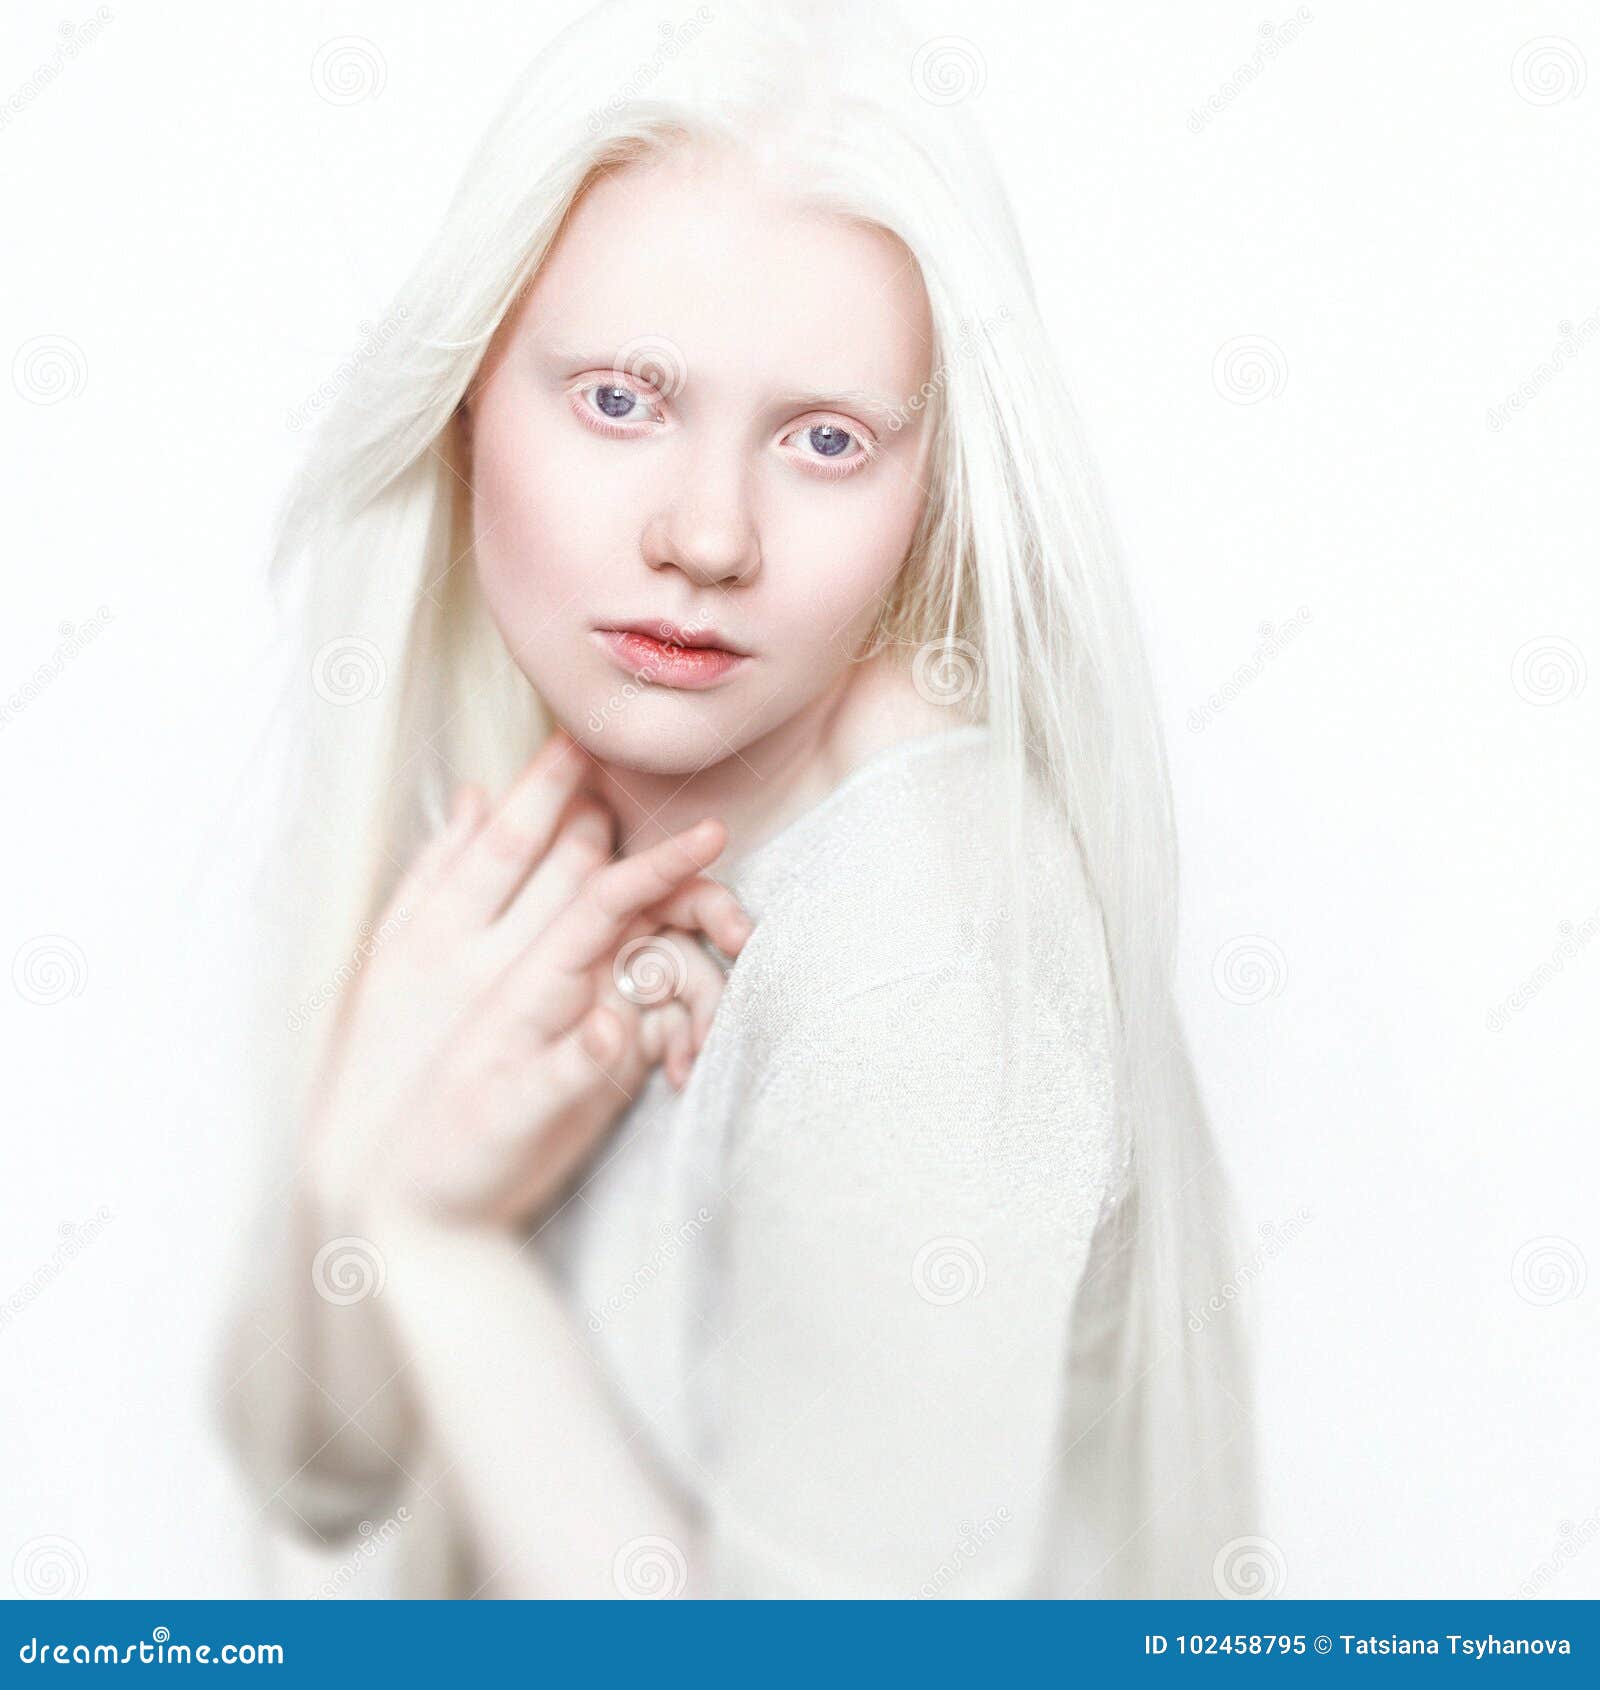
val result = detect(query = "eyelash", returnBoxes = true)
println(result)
[565,378,879,481]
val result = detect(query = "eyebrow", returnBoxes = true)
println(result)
[538,344,906,426]
[771,386,905,425]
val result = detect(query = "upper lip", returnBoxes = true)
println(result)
[596,618,750,657]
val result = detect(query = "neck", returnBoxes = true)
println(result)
[581,649,954,870]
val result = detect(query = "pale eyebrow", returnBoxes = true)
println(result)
[536,343,906,426]
[770,386,905,426]
[537,344,643,377]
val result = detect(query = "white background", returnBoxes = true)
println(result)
[2,0,1595,1600]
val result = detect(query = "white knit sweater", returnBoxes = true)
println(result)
[530,722,1132,1598]
[226,723,1137,1598]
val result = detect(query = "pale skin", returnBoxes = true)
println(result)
[287,142,950,1595]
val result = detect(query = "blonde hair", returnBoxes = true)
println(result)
[243,0,1257,1596]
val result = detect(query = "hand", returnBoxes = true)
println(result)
[301,727,754,1231]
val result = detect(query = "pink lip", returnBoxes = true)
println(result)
[592,628,749,690]
[599,618,750,656]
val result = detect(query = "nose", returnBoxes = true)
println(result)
[641,455,762,588]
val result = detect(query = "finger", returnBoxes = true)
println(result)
[646,875,755,961]
[610,928,696,1015]
[547,1003,636,1104]
[557,793,616,856]
[655,930,726,1054]
[436,729,592,927]
[491,797,615,956]
[637,1003,671,1066]
[534,819,728,977]
[484,1007,642,1224]
[639,1000,692,1088]
[387,784,486,914]
[664,1001,695,1090]
[486,910,651,1051]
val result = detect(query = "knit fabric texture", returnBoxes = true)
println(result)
[531,722,1133,1598]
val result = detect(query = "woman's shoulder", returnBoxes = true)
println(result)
[719,719,1121,1061]
[709,722,1124,1212]
[722,724,1103,1003]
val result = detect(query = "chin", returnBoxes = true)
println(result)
[567,693,741,776]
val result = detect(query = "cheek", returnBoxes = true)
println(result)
[469,397,632,631]
[764,476,923,644]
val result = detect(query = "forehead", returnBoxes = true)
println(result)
[510,145,933,400]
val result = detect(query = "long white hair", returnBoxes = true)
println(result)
[239,0,1258,1597]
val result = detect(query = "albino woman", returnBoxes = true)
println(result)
[216,0,1259,1599]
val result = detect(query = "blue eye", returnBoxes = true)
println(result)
[782,418,877,478]
[805,424,852,458]
[592,384,639,420]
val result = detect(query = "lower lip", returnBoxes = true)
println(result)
[592,629,748,689]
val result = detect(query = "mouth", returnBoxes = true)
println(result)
[591,621,751,690]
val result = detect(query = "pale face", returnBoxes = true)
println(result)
[465,144,935,778]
